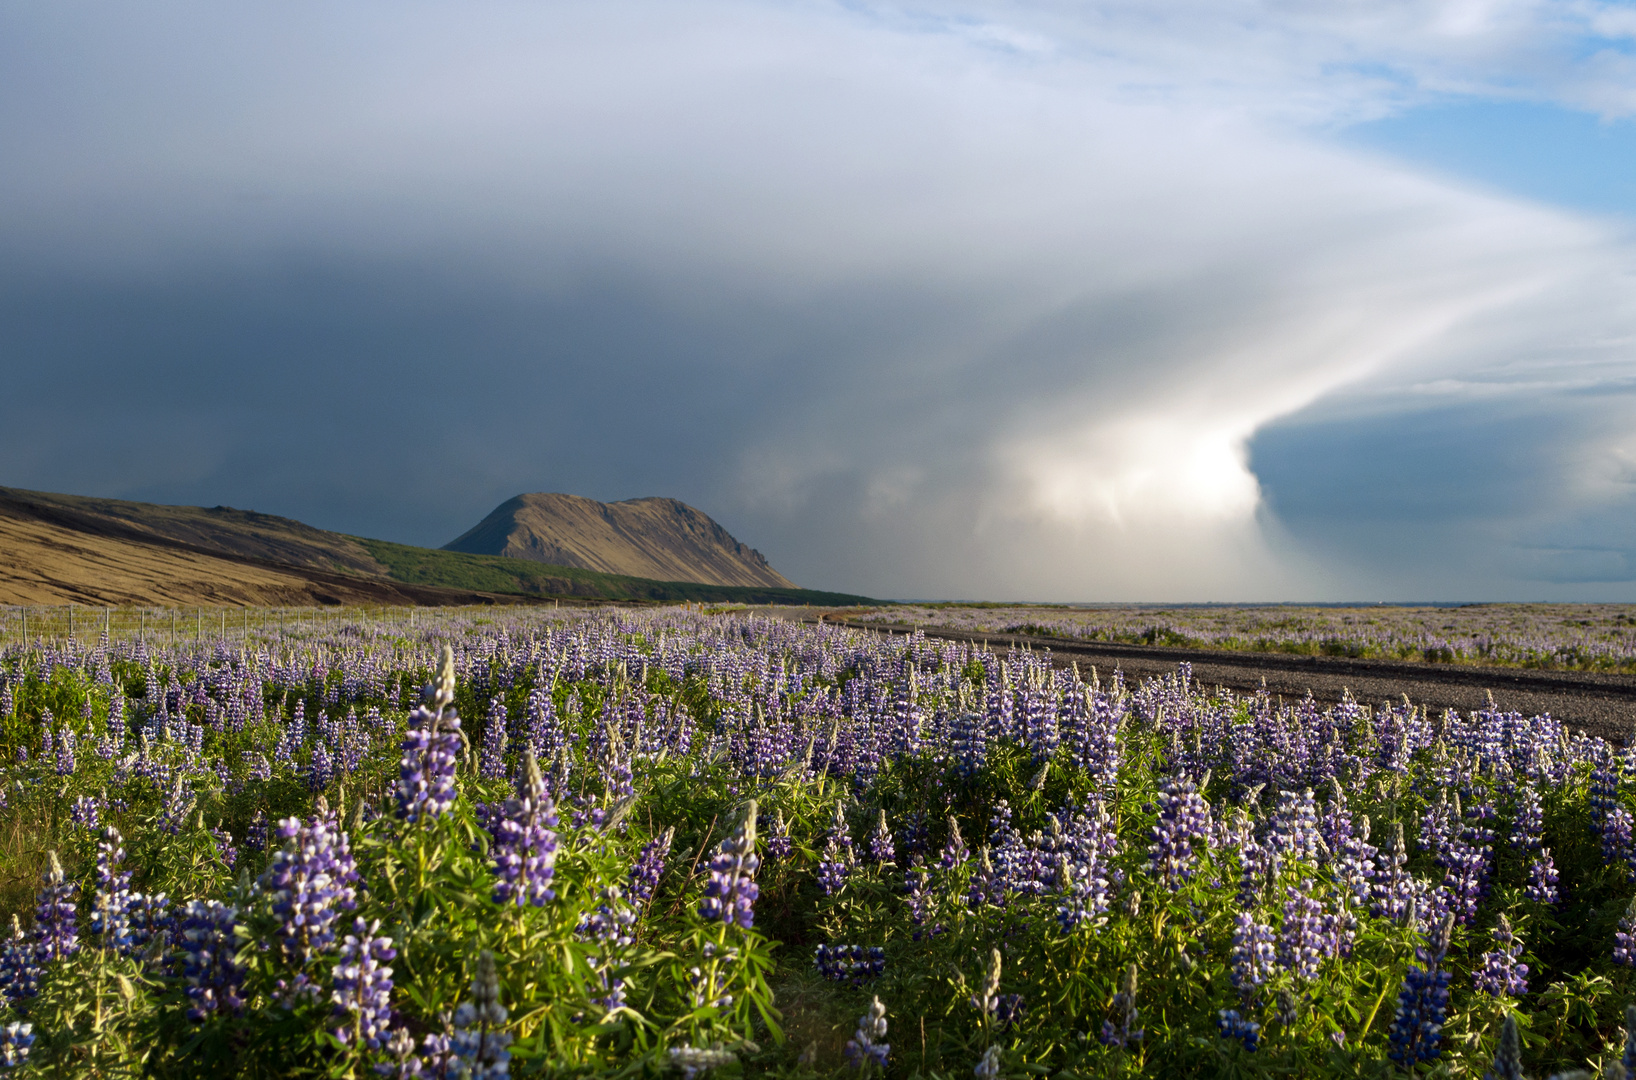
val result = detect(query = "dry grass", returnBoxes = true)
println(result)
[0,512,332,607]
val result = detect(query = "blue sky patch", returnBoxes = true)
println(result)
[1344,100,1636,220]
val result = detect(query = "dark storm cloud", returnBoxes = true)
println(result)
[4,1,1636,599]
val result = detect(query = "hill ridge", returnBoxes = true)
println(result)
[0,486,870,607]
[442,492,796,589]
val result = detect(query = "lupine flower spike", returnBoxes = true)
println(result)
[1101,964,1142,1049]
[451,949,511,1080]
[35,851,79,963]
[1388,914,1455,1068]
[700,801,759,930]
[1484,1013,1523,1080]
[488,751,560,907]
[845,996,889,1072]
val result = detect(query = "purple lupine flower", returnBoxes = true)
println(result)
[699,802,760,930]
[1473,914,1528,998]
[950,710,987,778]
[1099,964,1143,1049]
[1510,785,1545,850]
[394,714,463,823]
[0,1021,33,1069]
[157,776,195,836]
[1277,880,1331,980]
[1055,853,1111,932]
[815,944,886,986]
[247,752,272,784]
[261,808,359,967]
[904,856,938,940]
[55,727,76,776]
[307,743,334,793]
[210,826,238,870]
[1147,775,1211,888]
[576,887,637,1012]
[91,827,134,952]
[1608,807,1636,872]
[627,827,674,907]
[868,810,895,865]
[486,752,560,908]
[1237,832,1279,907]
[765,810,793,861]
[1266,788,1322,864]
[1591,756,1622,824]
[34,851,79,964]
[331,918,396,1049]
[1217,1009,1260,1052]
[450,950,511,1080]
[898,811,929,860]
[178,900,246,1021]
[1525,848,1560,905]
[1334,815,1377,908]
[1439,831,1492,927]
[1419,794,1459,865]
[941,816,969,870]
[1373,822,1417,923]
[817,802,856,896]
[244,811,269,854]
[844,996,889,1072]
[1614,898,1636,966]
[1485,1013,1523,1080]
[377,1028,436,1080]
[69,795,102,833]
[1387,914,1455,1068]
[128,893,174,954]
[968,847,1004,909]
[480,696,508,781]
[396,646,462,822]
[0,918,39,1005]
[1229,911,1276,997]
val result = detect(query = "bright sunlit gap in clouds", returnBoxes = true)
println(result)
[2,1,1636,599]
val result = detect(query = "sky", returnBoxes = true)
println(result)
[3,1,1636,602]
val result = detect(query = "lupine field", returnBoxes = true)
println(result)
[3,606,1636,1077]
[857,603,1636,672]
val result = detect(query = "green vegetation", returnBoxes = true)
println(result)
[356,538,878,606]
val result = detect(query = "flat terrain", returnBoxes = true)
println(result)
[831,617,1636,742]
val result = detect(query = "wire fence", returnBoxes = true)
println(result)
[0,605,442,648]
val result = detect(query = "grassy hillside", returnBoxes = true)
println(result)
[358,538,877,606]
[0,485,879,607]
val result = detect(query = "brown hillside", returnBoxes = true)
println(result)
[0,487,546,607]
[443,493,796,588]
[0,487,389,577]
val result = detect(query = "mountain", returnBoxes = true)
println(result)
[0,486,871,607]
[442,493,797,589]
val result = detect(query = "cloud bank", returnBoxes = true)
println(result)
[2,1,1635,598]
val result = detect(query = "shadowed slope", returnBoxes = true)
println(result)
[443,493,797,588]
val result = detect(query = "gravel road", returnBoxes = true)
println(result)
[822,618,1636,744]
